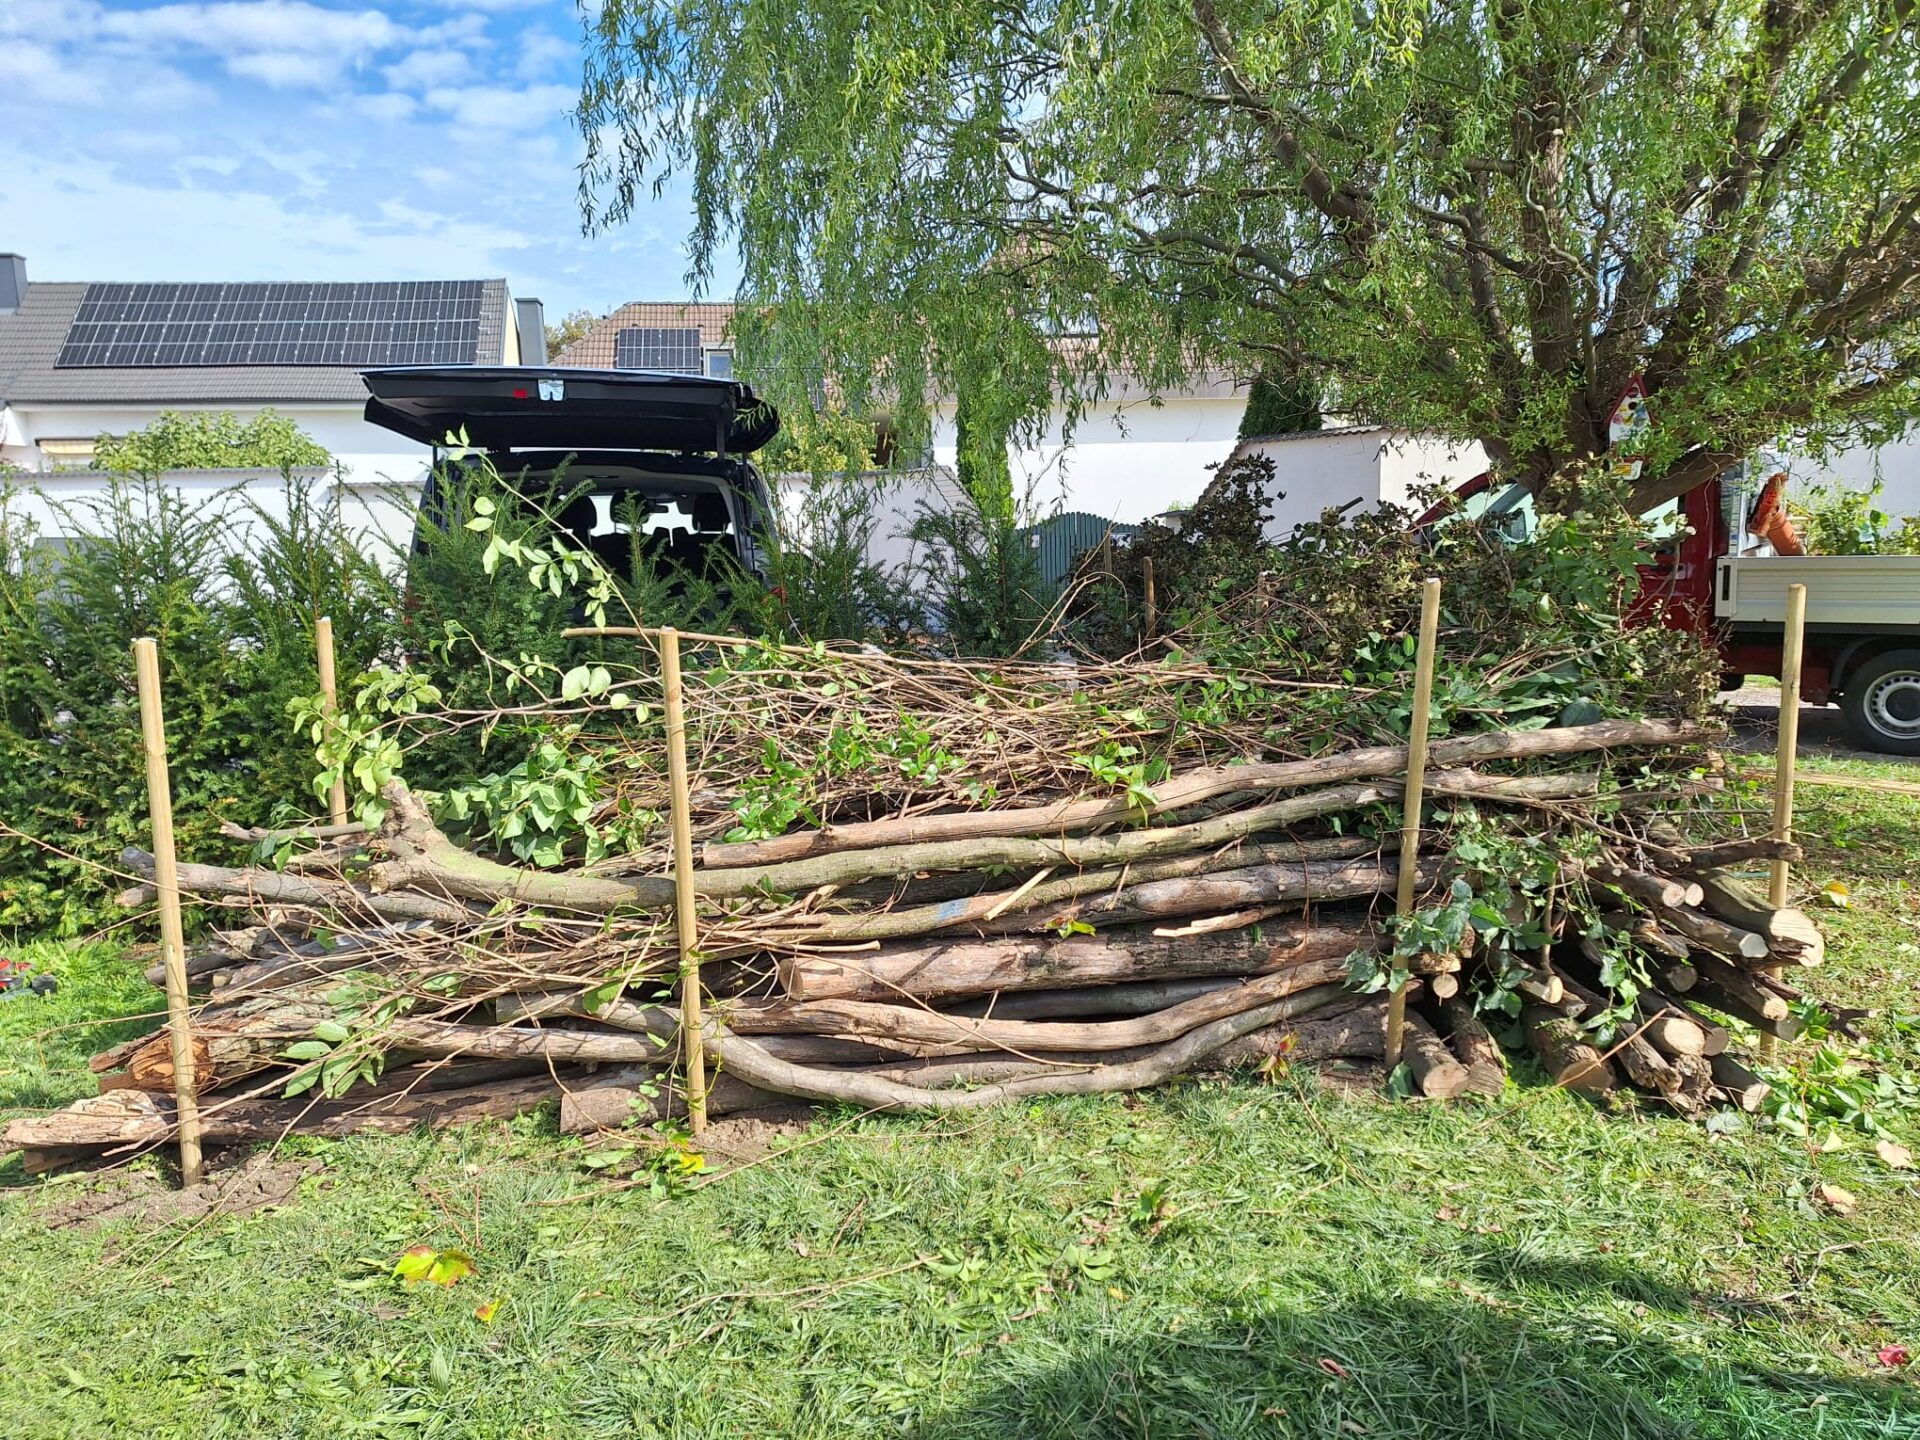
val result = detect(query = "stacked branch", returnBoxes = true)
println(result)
[7,691,1830,1167]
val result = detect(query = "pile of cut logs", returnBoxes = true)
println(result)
[4,716,1828,1172]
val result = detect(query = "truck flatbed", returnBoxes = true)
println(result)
[1714,554,1920,632]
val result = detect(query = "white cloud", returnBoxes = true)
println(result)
[99,2,402,58]
[383,49,476,91]
[422,82,575,134]
[350,92,421,123]
[227,50,338,88]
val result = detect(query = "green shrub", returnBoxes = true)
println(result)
[91,408,331,473]
[1788,480,1920,556]
[0,474,399,935]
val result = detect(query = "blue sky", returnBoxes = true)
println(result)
[0,0,725,317]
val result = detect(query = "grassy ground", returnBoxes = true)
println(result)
[1,752,1916,1439]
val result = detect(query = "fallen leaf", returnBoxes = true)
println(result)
[1435,1206,1458,1222]
[1815,1183,1858,1215]
[394,1244,476,1287]
[1106,1286,1128,1301]
[1317,1357,1353,1381]
[1821,881,1851,910]
[1878,1345,1911,1368]
[474,1297,503,1324]
[1875,1140,1914,1171]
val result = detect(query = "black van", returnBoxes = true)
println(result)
[360,366,781,582]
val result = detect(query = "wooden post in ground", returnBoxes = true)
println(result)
[133,638,205,1187]
[1762,583,1807,1059]
[1384,577,1443,1071]
[660,627,708,1133]
[314,615,349,827]
[1142,555,1157,639]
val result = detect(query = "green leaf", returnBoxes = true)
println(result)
[283,1040,333,1061]
[561,665,592,701]
[311,1020,352,1044]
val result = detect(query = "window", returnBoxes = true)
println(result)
[704,348,733,379]
[37,438,96,471]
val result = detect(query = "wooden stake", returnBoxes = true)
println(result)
[133,638,204,1187]
[1141,555,1157,638]
[314,615,349,828]
[660,627,708,1134]
[1385,577,1443,1069]
[1762,582,1807,1059]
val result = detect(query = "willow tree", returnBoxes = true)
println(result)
[580,0,1920,508]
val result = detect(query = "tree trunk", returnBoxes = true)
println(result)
[1439,998,1507,1095]
[1655,904,1770,960]
[1633,995,1711,1058]
[1689,955,1800,1036]
[1558,973,1680,1096]
[1522,1006,1615,1095]
[778,920,1383,1002]
[1693,870,1823,964]
[696,984,1353,1113]
[1400,1010,1472,1098]
[698,718,1711,866]
[1709,1054,1773,1112]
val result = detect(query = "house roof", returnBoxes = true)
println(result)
[0,278,509,407]
[554,302,735,368]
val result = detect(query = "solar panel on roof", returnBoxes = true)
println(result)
[53,280,486,369]
[613,326,704,374]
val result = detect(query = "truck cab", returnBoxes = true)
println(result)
[1437,474,1920,754]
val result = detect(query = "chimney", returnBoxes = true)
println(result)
[0,255,25,315]
[514,297,548,365]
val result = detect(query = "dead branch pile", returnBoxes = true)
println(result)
[4,649,1827,1170]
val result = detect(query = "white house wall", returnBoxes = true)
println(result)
[1782,432,1920,519]
[1234,429,1396,544]
[1375,432,1490,510]
[930,393,1245,524]
[0,401,430,492]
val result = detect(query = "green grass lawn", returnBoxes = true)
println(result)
[1,753,1916,1439]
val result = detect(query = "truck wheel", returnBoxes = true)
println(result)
[1840,649,1920,756]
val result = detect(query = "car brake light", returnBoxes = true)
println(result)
[511,387,529,399]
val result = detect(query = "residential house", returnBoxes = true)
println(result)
[1207,426,1490,541]
[0,253,546,541]
[552,304,1244,526]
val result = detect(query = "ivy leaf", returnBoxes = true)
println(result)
[582,979,624,1015]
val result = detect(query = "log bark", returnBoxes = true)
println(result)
[1692,871,1823,964]
[1580,862,1703,910]
[1596,910,1691,962]
[370,776,1436,915]
[698,718,1712,866]
[777,840,1396,944]
[1671,837,1803,873]
[1210,997,1391,1067]
[1632,995,1711,1058]
[1557,974,1680,1096]
[1655,904,1770,960]
[1400,1011,1472,1098]
[696,984,1353,1113]
[1689,955,1801,1036]
[1013,857,1437,933]
[1439,999,1508,1095]
[778,920,1384,1002]
[1709,1053,1773,1112]
[122,847,473,925]
[1522,1006,1615,1094]
[941,977,1241,1020]
[713,958,1361,1058]
[2,1069,568,1151]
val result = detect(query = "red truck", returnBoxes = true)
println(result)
[1449,475,1920,755]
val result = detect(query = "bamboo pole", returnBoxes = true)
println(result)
[660,627,708,1134]
[314,615,349,828]
[1762,583,1807,1060]
[1384,577,1443,1070]
[133,638,204,1187]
